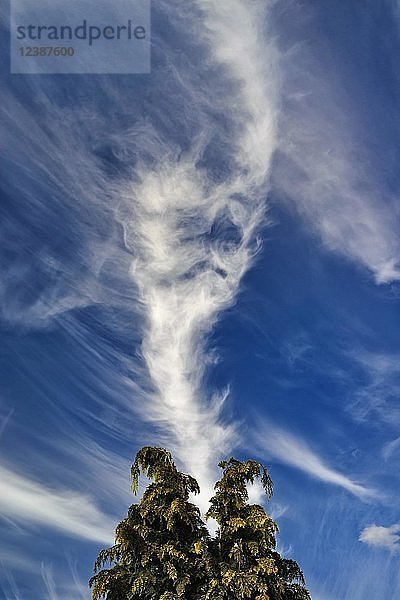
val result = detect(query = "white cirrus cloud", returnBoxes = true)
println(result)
[360,524,400,552]
[347,350,400,426]
[254,421,376,499]
[382,436,400,461]
[116,0,281,509]
[0,0,281,515]
[0,463,115,545]
[275,25,400,284]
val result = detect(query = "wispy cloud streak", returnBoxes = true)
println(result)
[0,0,280,518]
[0,464,114,545]
[117,0,280,505]
[275,24,400,284]
[0,0,280,533]
[254,421,375,498]
[347,351,400,426]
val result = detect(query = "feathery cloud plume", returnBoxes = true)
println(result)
[0,0,280,514]
[115,0,280,506]
[254,421,375,498]
[275,19,400,284]
[0,463,115,545]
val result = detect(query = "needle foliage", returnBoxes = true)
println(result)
[90,447,311,600]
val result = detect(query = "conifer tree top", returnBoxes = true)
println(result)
[90,447,311,600]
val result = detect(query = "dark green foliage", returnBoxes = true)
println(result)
[205,458,310,600]
[90,447,210,599]
[90,448,311,600]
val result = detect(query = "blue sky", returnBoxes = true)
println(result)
[1,1,400,598]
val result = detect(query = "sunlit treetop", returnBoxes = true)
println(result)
[90,447,311,600]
